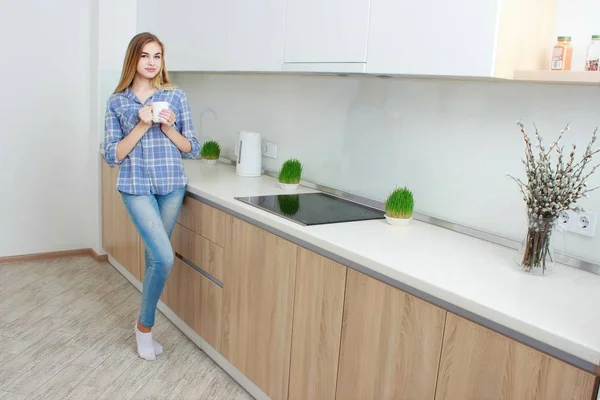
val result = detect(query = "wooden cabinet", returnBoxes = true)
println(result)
[171,223,224,282]
[222,218,297,400]
[189,261,223,351]
[282,0,370,72]
[336,269,447,400]
[435,313,597,400]
[161,257,188,321]
[162,254,223,352]
[177,196,231,249]
[288,247,347,400]
[137,0,285,72]
[101,175,598,400]
[137,0,557,77]
[101,162,143,280]
[366,0,555,78]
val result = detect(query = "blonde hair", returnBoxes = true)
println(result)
[114,32,176,93]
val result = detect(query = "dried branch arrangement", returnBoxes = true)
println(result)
[507,121,599,272]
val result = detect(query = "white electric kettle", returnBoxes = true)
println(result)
[235,131,262,177]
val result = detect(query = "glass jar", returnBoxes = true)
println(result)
[585,35,600,71]
[550,36,573,71]
[515,213,566,276]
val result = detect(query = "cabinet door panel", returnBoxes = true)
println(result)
[288,247,347,400]
[177,197,231,248]
[336,269,446,400]
[366,0,498,76]
[435,313,597,400]
[190,266,222,351]
[283,0,370,63]
[138,0,284,71]
[222,218,297,400]
[172,223,224,282]
[101,162,142,280]
[162,258,186,318]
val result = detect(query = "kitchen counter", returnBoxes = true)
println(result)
[180,159,600,371]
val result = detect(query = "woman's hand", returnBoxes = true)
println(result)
[159,109,192,153]
[160,109,177,133]
[139,104,153,126]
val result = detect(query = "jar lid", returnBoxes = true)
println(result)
[592,34,600,40]
[557,36,572,41]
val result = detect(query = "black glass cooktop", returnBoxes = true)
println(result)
[235,192,385,226]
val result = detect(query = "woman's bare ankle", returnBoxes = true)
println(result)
[137,320,152,333]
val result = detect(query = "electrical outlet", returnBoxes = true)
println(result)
[261,141,277,159]
[558,210,570,225]
[558,210,597,237]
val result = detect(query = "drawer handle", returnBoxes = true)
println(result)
[175,253,223,288]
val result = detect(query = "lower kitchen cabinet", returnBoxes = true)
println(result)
[177,195,231,248]
[171,222,224,282]
[222,218,298,400]
[162,256,223,351]
[336,269,447,400]
[189,263,223,352]
[288,247,347,400]
[435,313,597,400]
[161,256,188,321]
[101,162,143,280]
[101,174,599,400]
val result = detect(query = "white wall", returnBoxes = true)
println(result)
[174,72,600,264]
[98,0,139,144]
[0,0,98,257]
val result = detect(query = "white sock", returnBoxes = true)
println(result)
[135,324,156,361]
[153,339,163,355]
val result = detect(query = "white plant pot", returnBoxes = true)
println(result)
[385,215,412,226]
[202,158,218,165]
[279,182,299,190]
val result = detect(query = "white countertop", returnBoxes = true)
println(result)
[182,160,600,368]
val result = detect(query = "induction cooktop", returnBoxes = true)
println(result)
[235,192,385,226]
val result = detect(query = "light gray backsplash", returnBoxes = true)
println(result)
[172,72,600,264]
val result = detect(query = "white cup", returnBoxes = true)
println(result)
[152,101,170,123]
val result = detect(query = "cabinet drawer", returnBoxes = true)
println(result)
[189,263,223,352]
[177,195,231,247]
[163,257,223,352]
[172,223,224,283]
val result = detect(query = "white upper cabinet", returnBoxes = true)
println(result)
[137,0,556,77]
[137,0,285,72]
[282,0,371,71]
[366,0,556,78]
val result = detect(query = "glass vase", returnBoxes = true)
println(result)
[516,214,565,275]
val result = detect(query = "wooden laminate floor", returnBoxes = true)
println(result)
[0,256,253,400]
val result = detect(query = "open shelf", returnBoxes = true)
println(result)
[513,70,600,84]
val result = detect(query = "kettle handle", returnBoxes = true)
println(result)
[235,140,243,164]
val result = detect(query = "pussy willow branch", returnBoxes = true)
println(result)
[545,124,570,157]
[585,185,600,194]
[507,174,529,200]
[509,122,599,218]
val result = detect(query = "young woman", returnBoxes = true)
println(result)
[104,32,200,361]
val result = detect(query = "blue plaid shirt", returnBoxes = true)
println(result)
[104,87,200,195]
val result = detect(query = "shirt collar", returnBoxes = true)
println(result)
[122,87,162,105]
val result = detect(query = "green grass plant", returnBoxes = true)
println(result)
[385,187,414,219]
[200,140,221,160]
[278,158,303,184]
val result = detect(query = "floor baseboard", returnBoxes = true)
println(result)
[0,248,108,264]
[0,248,90,264]
[90,249,109,262]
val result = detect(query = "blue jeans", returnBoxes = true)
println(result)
[120,187,186,328]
